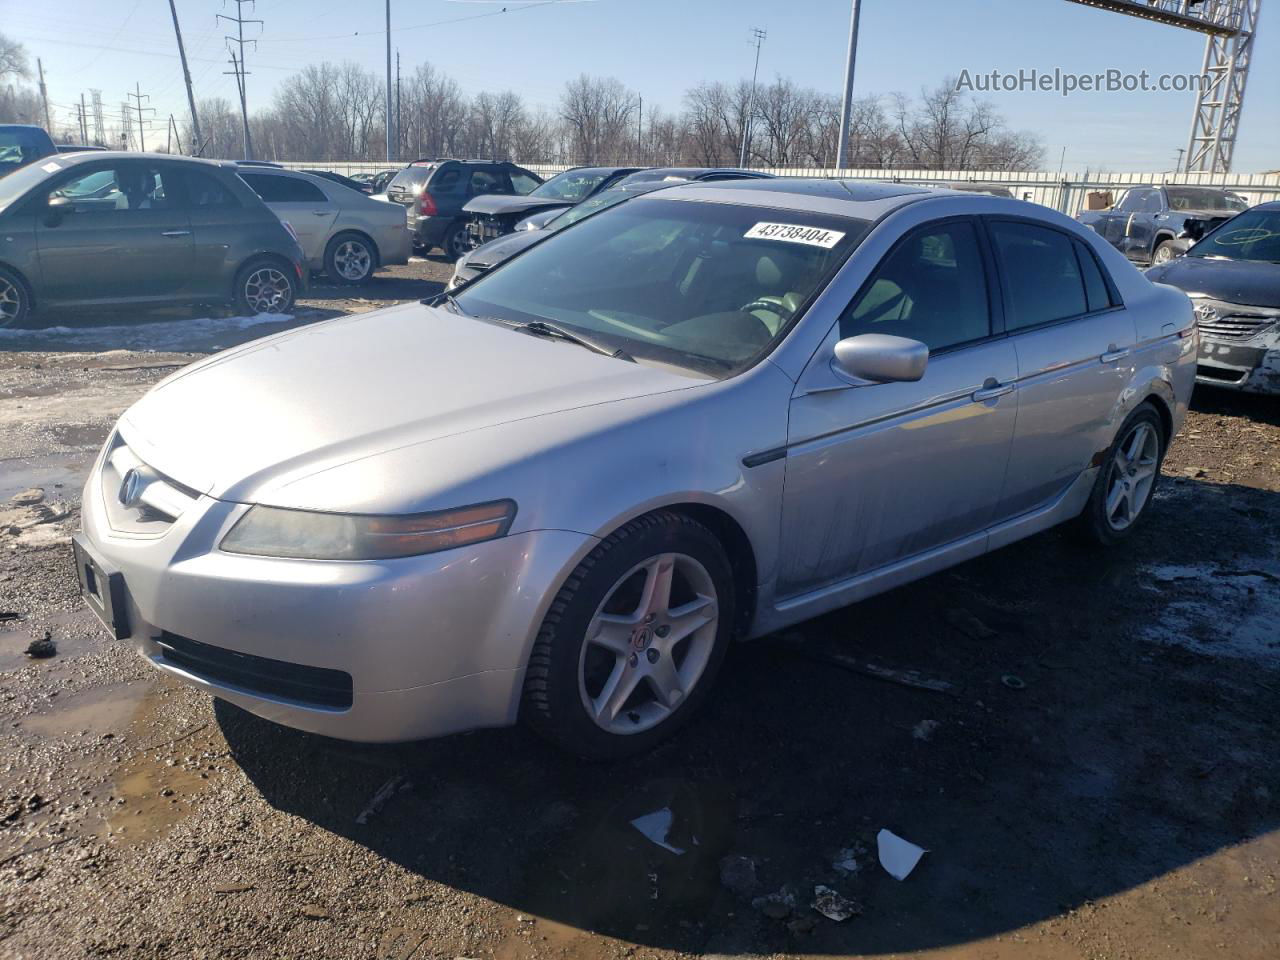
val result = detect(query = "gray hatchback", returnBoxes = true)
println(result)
[0,152,307,327]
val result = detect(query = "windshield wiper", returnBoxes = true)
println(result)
[516,320,635,362]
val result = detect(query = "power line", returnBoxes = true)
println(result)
[218,0,263,161]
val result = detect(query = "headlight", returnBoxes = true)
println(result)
[220,500,516,560]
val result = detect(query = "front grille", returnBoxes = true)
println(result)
[100,437,198,535]
[156,632,354,710]
[1194,300,1277,341]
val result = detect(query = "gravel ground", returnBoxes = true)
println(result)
[1,257,1278,960]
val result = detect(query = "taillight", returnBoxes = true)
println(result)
[418,192,437,216]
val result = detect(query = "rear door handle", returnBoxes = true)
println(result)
[313,210,331,216]
[1100,347,1130,363]
[972,381,1015,402]
[160,230,191,238]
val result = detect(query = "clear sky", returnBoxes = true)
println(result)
[4,0,1277,172]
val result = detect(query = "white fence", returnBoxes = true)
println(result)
[278,160,1280,217]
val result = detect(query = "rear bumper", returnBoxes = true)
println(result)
[408,214,450,248]
[1197,330,1280,395]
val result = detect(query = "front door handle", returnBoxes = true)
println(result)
[1100,347,1130,363]
[972,380,1015,402]
[313,210,331,216]
[160,230,191,238]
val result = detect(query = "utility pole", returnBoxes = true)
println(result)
[219,0,262,161]
[396,49,402,161]
[739,28,766,168]
[36,59,52,133]
[78,93,88,143]
[385,0,393,163]
[1174,147,1187,175]
[120,102,133,151]
[168,0,202,154]
[128,84,155,152]
[91,91,105,146]
[835,0,862,171]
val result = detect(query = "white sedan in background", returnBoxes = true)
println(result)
[236,166,410,284]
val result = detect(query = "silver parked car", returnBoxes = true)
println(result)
[236,166,411,284]
[74,180,1196,758]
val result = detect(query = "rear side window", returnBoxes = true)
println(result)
[989,221,1087,330]
[429,168,461,192]
[841,219,991,352]
[183,171,240,209]
[240,173,327,203]
[1074,240,1113,313]
[468,169,507,195]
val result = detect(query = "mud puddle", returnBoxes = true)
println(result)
[0,609,104,671]
[0,449,94,500]
[20,679,150,737]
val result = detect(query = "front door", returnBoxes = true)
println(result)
[35,161,193,305]
[985,219,1137,518]
[777,218,1018,597]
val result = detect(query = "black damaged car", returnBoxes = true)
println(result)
[1146,201,1280,395]
[461,165,640,250]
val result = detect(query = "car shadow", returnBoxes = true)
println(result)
[304,269,444,303]
[1191,385,1280,427]
[216,474,1280,955]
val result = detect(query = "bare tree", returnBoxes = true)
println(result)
[891,81,1042,170]
[560,74,638,163]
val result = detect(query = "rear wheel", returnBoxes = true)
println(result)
[0,266,31,328]
[442,222,469,261]
[523,511,735,759]
[1076,403,1165,545]
[324,232,375,284]
[234,258,297,315]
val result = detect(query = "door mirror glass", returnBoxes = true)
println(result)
[832,333,929,384]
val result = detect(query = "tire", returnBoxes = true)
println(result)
[233,258,297,316]
[1151,240,1177,265]
[0,265,32,328]
[523,511,736,759]
[442,221,469,261]
[324,232,376,285]
[1075,403,1166,546]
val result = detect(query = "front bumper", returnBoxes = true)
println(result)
[1196,329,1280,395]
[79,450,593,742]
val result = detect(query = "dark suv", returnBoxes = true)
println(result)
[1,124,58,178]
[0,152,306,327]
[385,159,542,259]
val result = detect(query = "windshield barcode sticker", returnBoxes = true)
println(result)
[745,222,845,248]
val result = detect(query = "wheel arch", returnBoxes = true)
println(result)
[1151,230,1177,254]
[1140,390,1175,446]
[231,251,298,298]
[0,260,36,308]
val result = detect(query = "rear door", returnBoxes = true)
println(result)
[239,172,335,263]
[35,161,193,305]
[986,219,1136,519]
[178,168,252,299]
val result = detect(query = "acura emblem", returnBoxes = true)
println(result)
[118,467,148,508]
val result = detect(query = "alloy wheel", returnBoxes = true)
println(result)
[1153,245,1174,264]
[243,267,292,314]
[1104,421,1160,531]
[0,276,22,326]
[333,240,372,281]
[577,552,719,735]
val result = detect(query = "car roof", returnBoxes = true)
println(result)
[646,177,950,220]
[32,150,238,171]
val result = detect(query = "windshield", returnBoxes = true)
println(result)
[0,155,58,208]
[545,187,636,231]
[531,169,612,202]
[1189,208,1280,263]
[1167,188,1248,213]
[456,197,868,377]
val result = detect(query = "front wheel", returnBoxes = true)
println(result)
[234,259,297,315]
[1076,403,1165,545]
[522,512,735,759]
[1152,240,1177,265]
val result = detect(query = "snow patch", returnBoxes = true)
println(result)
[1141,560,1280,662]
[0,313,294,352]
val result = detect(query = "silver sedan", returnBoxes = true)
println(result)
[75,179,1196,758]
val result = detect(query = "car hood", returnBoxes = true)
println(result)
[1146,255,1280,308]
[120,302,704,504]
[462,194,573,217]
[461,230,543,269]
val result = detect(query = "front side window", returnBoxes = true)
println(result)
[510,171,541,195]
[1189,208,1280,263]
[989,221,1088,329]
[840,220,991,352]
[1166,188,1247,213]
[456,197,867,376]
[1116,190,1146,213]
[47,164,172,213]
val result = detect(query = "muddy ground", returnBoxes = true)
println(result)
[1,256,1277,960]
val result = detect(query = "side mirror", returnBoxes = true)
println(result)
[832,333,929,384]
[43,196,70,227]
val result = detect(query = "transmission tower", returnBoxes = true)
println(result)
[219,0,262,161]
[1063,0,1263,173]
[91,90,106,146]
[128,84,156,152]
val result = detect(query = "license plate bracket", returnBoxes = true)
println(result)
[72,534,130,640]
